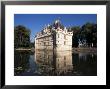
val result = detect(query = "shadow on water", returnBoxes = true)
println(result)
[14,50,97,76]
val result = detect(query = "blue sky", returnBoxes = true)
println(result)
[14,14,97,42]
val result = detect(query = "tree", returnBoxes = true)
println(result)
[92,24,97,47]
[81,23,97,47]
[14,25,31,48]
[71,26,81,47]
[70,22,97,48]
[30,42,35,48]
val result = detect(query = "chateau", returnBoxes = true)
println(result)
[35,19,73,51]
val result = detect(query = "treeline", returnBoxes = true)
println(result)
[70,22,97,47]
[14,22,97,49]
[14,25,31,48]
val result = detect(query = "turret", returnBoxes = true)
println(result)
[53,19,62,29]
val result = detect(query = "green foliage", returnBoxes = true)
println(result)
[30,42,35,48]
[71,26,81,47]
[14,25,31,48]
[81,23,97,47]
[70,22,97,47]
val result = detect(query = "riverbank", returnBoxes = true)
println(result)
[15,48,31,50]
[15,47,97,53]
[72,47,97,53]
[15,48,35,52]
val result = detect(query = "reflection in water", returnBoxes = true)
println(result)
[14,51,30,75]
[14,50,97,76]
[35,50,73,75]
[73,53,97,76]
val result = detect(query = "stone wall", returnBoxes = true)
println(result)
[55,31,73,51]
[35,35,53,50]
[35,31,73,51]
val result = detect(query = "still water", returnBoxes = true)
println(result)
[14,50,97,76]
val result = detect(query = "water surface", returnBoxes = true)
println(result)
[14,50,97,76]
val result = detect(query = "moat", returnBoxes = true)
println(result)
[14,50,97,76]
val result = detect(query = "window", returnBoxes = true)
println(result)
[64,56,66,60]
[64,35,66,39]
[64,41,66,45]
[64,61,66,67]
[58,34,59,38]
[44,42,45,46]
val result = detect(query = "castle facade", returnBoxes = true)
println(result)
[35,19,73,51]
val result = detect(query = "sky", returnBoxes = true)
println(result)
[14,14,97,42]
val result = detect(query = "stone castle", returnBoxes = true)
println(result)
[35,19,73,51]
